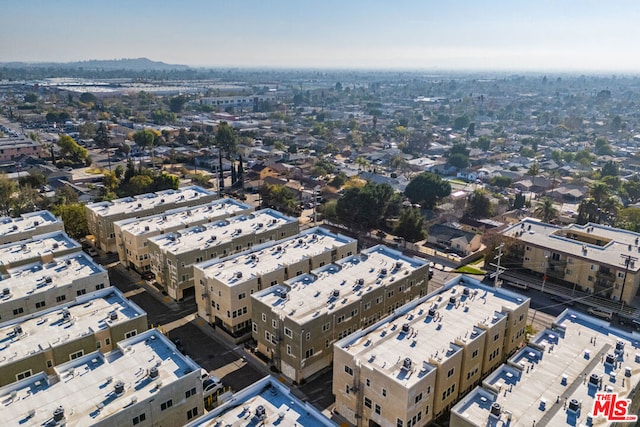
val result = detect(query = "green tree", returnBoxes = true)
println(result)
[601,160,619,177]
[78,122,96,140]
[335,182,397,230]
[404,172,451,209]
[259,184,300,216]
[465,189,494,218]
[94,122,110,149]
[216,122,237,157]
[617,208,640,232]
[56,134,91,166]
[329,172,348,189]
[453,115,470,130]
[446,143,470,169]
[533,197,559,223]
[513,193,526,209]
[489,176,512,189]
[0,174,17,215]
[24,93,38,103]
[128,175,154,195]
[169,95,188,113]
[79,92,97,105]
[622,178,640,204]
[471,136,491,151]
[394,207,425,242]
[594,137,614,156]
[52,203,88,239]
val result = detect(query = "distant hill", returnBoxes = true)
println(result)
[0,58,190,71]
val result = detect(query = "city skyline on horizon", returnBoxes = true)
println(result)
[3,1,640,73]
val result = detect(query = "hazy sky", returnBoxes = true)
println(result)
[3,0,640,71]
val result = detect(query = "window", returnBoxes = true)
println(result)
[591,264,597,271]
[56,295,66,303]
[493,333,500,342]
[376,296,383,304]
[337,315,345,324]
[132,413,146,425]
[284,327,293,338]
[588,275,595,282]
[415,392,423,403]
[364,302,371,310]
[160,399,173,411]
[46,360,53,368]
[447,367,455,378]
[350,308,358,317]
[306,332,311,341]
[185,387,197,398]
[397,419,404,427]
[96,283,105,290]
[125,330,137,339]
[265,331,272,342]
[272,319,278,328]
[238,292,246,300]
[364,397,372,408]
[187,407,198,420]
[287,345,292,355]
[618,272,625,279]
[322,322,330,332]
[375,404,381,415]
[105,338,111,346]
[262,313,267,322]
[252,322,257,333]
[366,378,371,387]
[16,370,32,381]
[472,349,479,359]
[382,388,387,397]
[70,350,84,360]
[35,301,45,309]
[13,307,24,315]
[344,365,354,376]
[96,341,102,349]
[305,348,314,358]
[76,289,86,296]
[181,274,189,282]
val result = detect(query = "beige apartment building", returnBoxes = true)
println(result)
[501,218,640,304]
[451,308,640,426]
[251,245,431,383]
[194,227,357,340]
[148,209,299,301]
[0,230,81,274]
[0,136,42,163]
[86,185,217,253]
[332,275,530,427]
[0,287,147,387]
[0,252,110,322]
[114,198,253,273]
[0,328,204,427]
[0,210,64,245]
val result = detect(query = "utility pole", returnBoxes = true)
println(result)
[489,243,506,288]
[620,254,637,310]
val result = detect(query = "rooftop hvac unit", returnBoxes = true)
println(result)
[255,405,266,420]
[272,218,278,224]
[53,243,59,249]
[616,340,625,352]
[428,307,436,317]
[490,403,501,417]
[161,199,165,203]
[149,366,159,379]
[13,325,23,335]
[138,203,142,208]
[589,373,600,386]
[380,268,387,276]
[395,261,402,269]
[45,276,52,283]
[403,357,412,370]
[463,287,470,296]
[109,310,118,321]
[332,289,340,298]
[62,308,70,319]
[236,272,243,279]
[2,288,10,296]
[449,296,457,305]
[114,380,125,395]
[53,406,65,422]
[144,226,150,231]
[279,289,288,299]
[605,353,616,365]
[568,399,580,412]
[277,246,282,251]
[402,323,410,333]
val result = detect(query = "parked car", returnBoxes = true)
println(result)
[587,307,613,321]
[202,375,224,398]
[141,271,155,281]
[84,247,99,257]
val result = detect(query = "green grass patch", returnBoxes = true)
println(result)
[455,265,486,275]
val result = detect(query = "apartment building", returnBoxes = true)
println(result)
[114,198,253,273]
[86,185,217,253]
[0,230,81,274]
[332,275,530,427]
[0,328,204,427]
[251,245,431,383]
[501,218,640,303]
[451,309,640,427]
[185,375,336,427]
[0,252,110,322]
[0,136,42,162]
[194,227,356,340]
[0,287,147,387]
[0,210,63,245]
[148,209,299,301]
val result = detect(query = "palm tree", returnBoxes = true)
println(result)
[533,197,559,223]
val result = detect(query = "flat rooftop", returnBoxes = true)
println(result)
[0,211,60,241]
[502,218,640,272]
[197,227,355,287]
[337,277,528,389]
[0,231,80,266]
[86,185,215,218]
[0,329,201,426]
[0,288,145,369]
[115,198,252,237]
[148,209,298,256]
[0,252,106,300]
[453,310,640,426]
[254,245,427,325]
[186,376,336,427]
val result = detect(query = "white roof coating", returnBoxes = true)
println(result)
[187,376,336,427]
[452,310,640,426]
[0,211,60,241]
[0,231,80,266]
[0,288,145,369]
[197,227,355,287]
[114,198,252,237]
[0,252,106,300]
[254,245,427,324]
[86,185,215,218]
[502,217,640,272]
[0,329,201,426]
[337,277,528,389]
[148,209,298,256]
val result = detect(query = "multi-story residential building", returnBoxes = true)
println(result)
[86,186,217,253]
[0,231,81,274]
[0,252,110,322]
[0,287,147,387]
[451,309,640,427]
[0,329,204,427]
[185,375,336,427]
[0,136,42,162]
[0,210,64,245]
[198,94,277,109]
[251,245,431,383]
[194,227,356,340]
[501,218,640,304]
[149,209,299,301]
[332,275,530,427]
[114,198,253,273]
